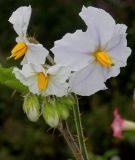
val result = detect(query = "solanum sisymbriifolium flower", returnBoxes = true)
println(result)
[9,5,48,65]
[51,6,131,96]
[13,64,70,97]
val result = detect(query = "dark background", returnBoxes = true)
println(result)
[0,0,135,159]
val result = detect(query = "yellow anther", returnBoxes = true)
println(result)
[10,41,28,60]
[37,72,49,91]
[94,49,113,67]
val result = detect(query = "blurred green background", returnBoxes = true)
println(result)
[0,0,135,159]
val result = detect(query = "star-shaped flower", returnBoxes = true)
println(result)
[13,64,70,97]
[9,5,48,65]
[51,6,131,96]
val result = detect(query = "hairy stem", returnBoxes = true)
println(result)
[73,95,89,160]
[58,121,84,160]
[47,54,88,159]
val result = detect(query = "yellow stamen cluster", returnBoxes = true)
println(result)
[11,41,28,60]
[37,72,49,91]
[94,49,113,67]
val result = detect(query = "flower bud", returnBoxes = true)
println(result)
[43,102,59,128]
[62,96,75,108]
[23,93,40,122]
[56,102,69,120]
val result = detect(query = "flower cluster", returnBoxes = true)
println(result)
[9,5,131,126]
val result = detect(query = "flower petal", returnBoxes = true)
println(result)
[45,65,70,97]
[69,63,107,96]
[46,79,68,97]
[102,56,129,80]
[105,45,131,80]
[99,24,131,80]
[51,30,96,71]
[47,65,71,82]
[106,24,127,50]
[28,78,40,95]
[105,24,131,64]
[21,43,49,65]
[13,67,40,94]
[20,64,44,77]
[79,6,115,47]
[9,5,31,36]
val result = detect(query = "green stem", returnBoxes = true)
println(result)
[46,54,89,159]
[73,94,89,160]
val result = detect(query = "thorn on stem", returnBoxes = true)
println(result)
[74,135,78,138]
[47,127,53,133]
[84,137,88,142]
[11,89,16,98]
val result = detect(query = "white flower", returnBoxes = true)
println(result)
[51,6,131,96]
[13,64,70,97]
[9,5,48,64]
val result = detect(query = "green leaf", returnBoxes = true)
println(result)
[0,66,29,93]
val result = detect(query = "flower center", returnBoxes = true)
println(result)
[11,41,28,60]
[94,49,113,67]
[37,72,49,91]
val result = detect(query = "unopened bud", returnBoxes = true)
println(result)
[43,102,59,128]
[62,96,75,108]
[56,102,69,120]
[23,93,40,122]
